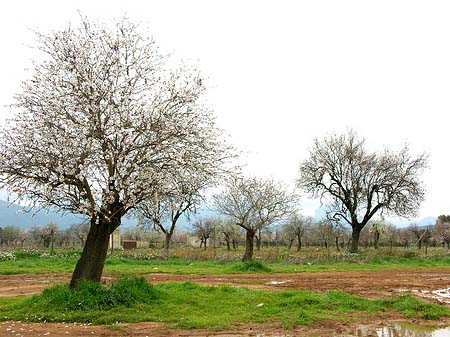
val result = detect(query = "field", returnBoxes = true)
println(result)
[1,246,450,336]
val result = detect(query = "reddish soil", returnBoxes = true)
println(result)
[1,269,450,336]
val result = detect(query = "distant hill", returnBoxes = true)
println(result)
[0,200,87,229]
[312,204,436,228]
[0,199,219,230]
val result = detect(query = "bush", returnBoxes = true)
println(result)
[32,277,160,311]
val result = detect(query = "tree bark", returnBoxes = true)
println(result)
[224,235,231,251]
[296,234,302,251]
[163,232,172,253]
[242,229,255,261]
[256,229,261,251]
[350,227,361,253]
[70,215,115,288]
[288,239,293,250]
[374,230,380,249]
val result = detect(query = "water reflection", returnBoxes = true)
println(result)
[355,323,450,337]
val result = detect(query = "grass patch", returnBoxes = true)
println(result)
[231,260,272,272]
[3,247,450,277]
[35,277,160,311]
[0,279,448,329]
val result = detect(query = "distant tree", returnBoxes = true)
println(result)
[298,130,428,253]
[434,222,450,248]
[369,220,386,250]
[283,214,312,251]
[0,226,23,246]
[220,220,242,251]
[138,177,206,253]
[40,222,59,252]
[316,219,335,249]
[397,228,411,249]
[383,223,397,251]
[437,215,450,225]
[68,223,90,247]
[215,177,296,261]
[408,223,428,250]
[0,18,232,287]
[192,217,216,250]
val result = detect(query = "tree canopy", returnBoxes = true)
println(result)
[298,130,428,252]
[0,17,232,285]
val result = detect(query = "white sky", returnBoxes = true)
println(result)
[1,0,449,220]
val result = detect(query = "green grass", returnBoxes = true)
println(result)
[0,279,448,329]
[2,247,450,277]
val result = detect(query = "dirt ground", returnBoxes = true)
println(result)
[1,269,450,336]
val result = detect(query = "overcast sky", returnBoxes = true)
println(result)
[1,1,449,220]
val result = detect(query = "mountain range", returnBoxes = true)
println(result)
[0,199,437,230]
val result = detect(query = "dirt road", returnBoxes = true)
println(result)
[1,268,450,299]
[1,269,450,336]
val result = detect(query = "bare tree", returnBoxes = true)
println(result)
[0,18,231,287]
[68,222,90,247]
[283,214,311,251]
[397,228,411,249]
[408,223,430,250]
[214,177,296,261]
[138,177,205,253]
[192,217,216,250]
[220,220,242,251]
[298,130,428,253]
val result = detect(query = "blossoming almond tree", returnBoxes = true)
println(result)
[0,18,232,287]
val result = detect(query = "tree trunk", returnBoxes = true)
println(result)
[374,230,380,249]
[225,238,231,251]
[70,216,114,288]
[256,230,261,251]
[297,234,302,251]
[350,228,361,253]
[164,232,172,253]
[287,239,293,250]
[242,229,255,261]
[335,236,340,252]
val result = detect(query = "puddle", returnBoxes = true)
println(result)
[354,322,450,337]
[266,281,287,285]
[396,288,450,305]
[432,288,450,304]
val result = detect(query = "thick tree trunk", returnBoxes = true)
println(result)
[350,228,361,253]
[70,216,113,288]
[242,229,255,261]
[163,232,172,252]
